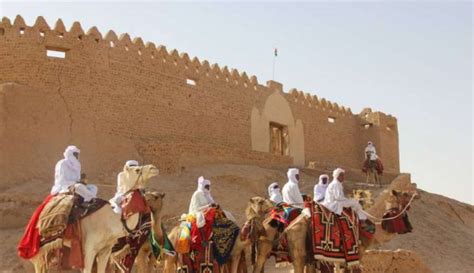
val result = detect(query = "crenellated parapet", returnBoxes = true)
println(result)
[0,15,271,92]
[286,88,353,117]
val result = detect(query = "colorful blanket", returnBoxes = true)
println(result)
[309,202,360,267]
[211,216,240,265]
[269,203,301,232]
[362,158,384,175]
[150,224,176,259]
[178,242,220,273]
[382,208,412,234]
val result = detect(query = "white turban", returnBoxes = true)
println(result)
[287,168,299,184]
[63,145,81,173]
[197,176,214,203]
[332,168,345,182]
[125,160,139,167]
[314,174,329,202]
[268,182,283,204]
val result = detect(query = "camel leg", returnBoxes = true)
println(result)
[163,254,177,273]
[96,249,111,273]
[252,239,272,273]
[82,248,96,273]
[136,246,149,273]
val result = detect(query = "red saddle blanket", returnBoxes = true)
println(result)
[308,202,360,267]
[121,189,150,219]
[178,241,220,273]
[382,208,413,234]
[362,158,384,175]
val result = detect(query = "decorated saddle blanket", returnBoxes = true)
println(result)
[37,194,75,238]
[150,224,176,259]
[382,208,412,234]
[111,213,152,273]
[269,203,302,232]
[269,234,292,267]
[121,189,150,219]
[309,202,361,267]
[363,158,384,175]
[211,215,240,265]
[178,241,220,273]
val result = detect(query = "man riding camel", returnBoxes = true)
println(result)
[18,145,97,259]
[268,182,283,204]
[51,145,97,202]
[313,174,329,203]
[110,160,139,214]
[365,141,378,161]
[282,168,305,208]
[322,168,368,224]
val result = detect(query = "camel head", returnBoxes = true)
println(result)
[124,164,159,188]
[246,196,274,220]
[386,189,417,211]
[144,190,165,214]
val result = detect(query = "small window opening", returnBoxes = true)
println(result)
[94,38,99,43]
[19,28,25,35]
[77,35,83,40]
[125,46,129,51]
[386,126,393,131]
[58,33,64,38]
[109,41,115,47]
[186,78,197,86]
[364,124,371,129]
[39,31,45,37]
[270,122,289,156]
[46,48,67,59]
[328,117,336,123]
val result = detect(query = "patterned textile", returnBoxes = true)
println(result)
[121,189,151,219]
[362,159,384,175]
[111,213,152,273]
[309,202,360,267]
[190,208,216,252]
[270,235,292,267]
[211,215,240,265]
[382,208,412,234]
[269,203,301,232]
[37,194,75,238]
[178,242,220,273]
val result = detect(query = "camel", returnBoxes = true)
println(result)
[251,174,419,273]
[156,197,274,273]
[28,164,160,273]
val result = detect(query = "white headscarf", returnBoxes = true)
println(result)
[63,145,81,174]
[314,174,329,202]
[268,182,283,204]
[332,168,345,182]
[125,160,139,168]
[287,168,299,184]
[197,176,214,204]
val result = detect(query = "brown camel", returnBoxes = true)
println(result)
[28,164,160,273]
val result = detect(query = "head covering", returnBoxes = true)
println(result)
[63,145,81,173]
[287,168,299,184]
[332,168,345,182]
[268,182,283,204]
[314,174,329,202]
[125,160,139,167]
[368,141,373,146]
[197,176,214,203]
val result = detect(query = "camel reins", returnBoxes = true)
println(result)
[360,191,417,224]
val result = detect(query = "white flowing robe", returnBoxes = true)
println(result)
[322,170,367,220]
[313,175,329,203]
[282,168,304,208]
[365,143,378,160]
[51,146,97,202]
[268,182,283,204]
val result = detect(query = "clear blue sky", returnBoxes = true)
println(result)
[1,1,472,204]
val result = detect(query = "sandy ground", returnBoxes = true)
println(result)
[1,164,472,272]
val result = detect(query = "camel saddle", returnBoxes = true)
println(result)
[121,189,150,219]
[37,194,74,238]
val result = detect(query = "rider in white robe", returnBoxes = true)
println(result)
[282,168,304,208]
[51,145,97,202]
[313,174,329,203]
[110,160,139,214]
[268,182,283,204]
[365,141,378,160]
[322,168,367,220]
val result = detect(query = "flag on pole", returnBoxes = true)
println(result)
[274,48,278,57]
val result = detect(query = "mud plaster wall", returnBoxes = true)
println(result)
[0,16,400,185]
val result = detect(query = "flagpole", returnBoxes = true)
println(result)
[272,48,277,80]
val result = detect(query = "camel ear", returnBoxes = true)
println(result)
[391,190,399,197]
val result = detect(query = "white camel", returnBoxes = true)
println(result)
[28,164,160,273]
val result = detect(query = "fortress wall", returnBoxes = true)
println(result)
[0,16,400,184]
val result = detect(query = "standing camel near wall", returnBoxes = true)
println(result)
[28,165,160,273]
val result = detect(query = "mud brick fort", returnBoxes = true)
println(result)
[0,16,400,184]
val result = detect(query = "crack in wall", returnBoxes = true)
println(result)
[56,71,73,142]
